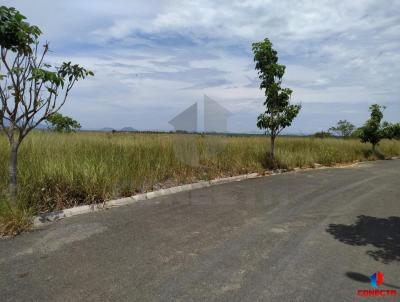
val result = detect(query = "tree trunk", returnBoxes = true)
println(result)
[8,141,19,203]
[372,143,376,153]
[270,135,276,161]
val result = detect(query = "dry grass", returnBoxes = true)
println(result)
[0,131,399,220]
[0,200,32,236]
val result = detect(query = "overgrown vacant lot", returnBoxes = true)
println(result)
[1,132,400,214]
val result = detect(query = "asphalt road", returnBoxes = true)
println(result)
[1,160,399,302]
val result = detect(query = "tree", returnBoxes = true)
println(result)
[253,38,301,161]
[46,112,81,132]
[358,104,386,151]
[0,6,93,202]
[329,120,355,137]
[382,122,400,140]
[351,127,363,139]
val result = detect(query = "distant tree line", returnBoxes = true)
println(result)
[314,104,400,151]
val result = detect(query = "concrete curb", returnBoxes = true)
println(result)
[33,173,260,227]
[33,157,399,227]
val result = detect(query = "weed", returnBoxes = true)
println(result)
[0,132,399,215]
[0,198,32,236]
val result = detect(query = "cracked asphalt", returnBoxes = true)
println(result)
[1,160,399,301]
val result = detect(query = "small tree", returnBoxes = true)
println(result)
[358,104,386,151]
[329,120,355,137]
[0,6,93,202]
[253,38,301,161]
[46,113,81,132]
[382,122,400,140]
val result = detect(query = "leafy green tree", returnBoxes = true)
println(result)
[351,127,363,138]
[253,38,301,160]
[0,6,93,202]
[358,104,386,151]
[329,120,355,137]
[46,113,81,132]
[382,122,400,140]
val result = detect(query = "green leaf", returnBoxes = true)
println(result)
[253,38,300,136]
[0,6,42,54]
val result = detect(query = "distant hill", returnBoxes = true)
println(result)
[119,127,137,132]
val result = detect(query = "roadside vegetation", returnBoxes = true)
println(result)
[0,6,92,207]
[1,6,400,236]
[1,131,400,233]
[253,38,301,164]
[0,200,32,236]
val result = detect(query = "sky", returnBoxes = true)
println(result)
[4,0,400,133]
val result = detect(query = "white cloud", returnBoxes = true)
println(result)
[2,0,400,132]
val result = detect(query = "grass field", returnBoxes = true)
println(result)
[1,131,400,220]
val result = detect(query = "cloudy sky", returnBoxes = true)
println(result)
[4,0,400,133]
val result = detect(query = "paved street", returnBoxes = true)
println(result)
[1,160,399,302]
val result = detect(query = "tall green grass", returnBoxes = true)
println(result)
[0,131,399,214]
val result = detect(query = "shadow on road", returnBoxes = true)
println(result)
[326,215,400,264]
[346,272,400,289]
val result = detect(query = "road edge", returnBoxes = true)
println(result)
[33,158,398,227]
[33,172,261,227]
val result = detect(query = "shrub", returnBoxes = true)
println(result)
[314,131,332,139]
